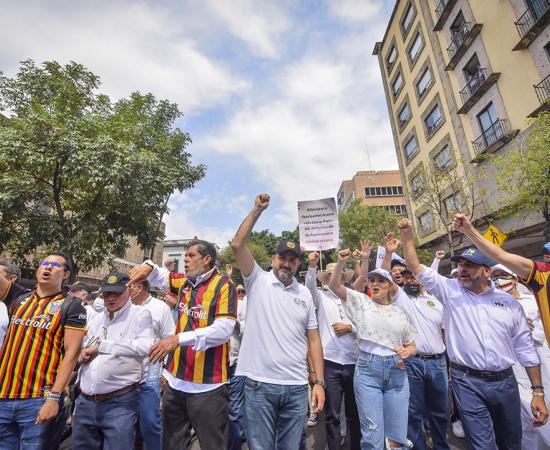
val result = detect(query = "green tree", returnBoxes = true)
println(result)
[0,60,205,280]
[493,111,550,239]
[218,241,271,285]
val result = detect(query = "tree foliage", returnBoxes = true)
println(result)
[0,60,205,279]
[493,111,550,239]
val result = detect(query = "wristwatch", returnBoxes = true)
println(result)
[144,260,155,269]
[314,379,326,389]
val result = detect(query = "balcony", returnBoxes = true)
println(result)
[471,119,519,162]
[445,22,483,71]
[433,0,458,31]
[528,74,550,117]
[457,68,500,114]
[513,0,550,50]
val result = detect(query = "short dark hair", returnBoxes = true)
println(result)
[0,259,21,281]
[185,240,217,269]
[135,279,150,292]
[46,253,71,272]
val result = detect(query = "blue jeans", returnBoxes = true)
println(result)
[0,398,48,450]
[72,389,138,450]
[244,377,308,450]
[228,364,246,450]
[138,380,162,450]
[451,367,521,450]
[406,355,449,450]
[354,352,410,450]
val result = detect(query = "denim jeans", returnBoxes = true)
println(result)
[451,367,521,450]
[72,389,138,450]
[138,379,162,450]
[228,364,246,450]
[0,398,48,450]
[406,355,450,450]
[244,377,308,450]
[354,352,410,450]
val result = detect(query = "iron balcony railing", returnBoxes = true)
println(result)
[460,68,487,104]
[472,119,510,154]
[447,22,472,60]
[515,0,550,38]
[534,74,550,104]
[435,0,450,19]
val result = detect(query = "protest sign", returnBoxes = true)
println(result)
[298,197,339,251]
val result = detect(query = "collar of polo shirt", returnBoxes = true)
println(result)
[187,267,216,288]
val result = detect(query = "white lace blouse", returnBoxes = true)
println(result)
[344,288,415,350]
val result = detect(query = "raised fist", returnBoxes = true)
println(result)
[255,194,270,211]
[338,249,352,263]
[452,214,473,234]
[398,218,413,240]
[308,251,320,268]
[435,250,446,260]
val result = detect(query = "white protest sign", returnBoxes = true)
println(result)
[298,197,340,251]
[375,246,405,269]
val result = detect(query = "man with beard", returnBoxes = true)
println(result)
[398,218,548,450]
[230,194,325,450]
[128,240,237,450]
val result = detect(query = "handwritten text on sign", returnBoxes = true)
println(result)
[298,197,339,251]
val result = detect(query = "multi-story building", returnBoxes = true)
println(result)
[162,239,194,273]
[337,169,407,214]
[373,0,550,258]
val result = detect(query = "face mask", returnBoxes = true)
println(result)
[403,284,421,296]
[495,278,514,292]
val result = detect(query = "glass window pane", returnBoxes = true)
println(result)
[387,46,397,65]
[399,103,410,123]
[417,69,432,96]
[402,4,414,32]
[392,73,403,94]
[405,136,418,158]
[425,105,442,130]
[409,34,423,61]
[375,187,382,196]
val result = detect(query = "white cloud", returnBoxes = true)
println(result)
[328,0,382,22]
[0,0,248,112]
[202,0,290,58]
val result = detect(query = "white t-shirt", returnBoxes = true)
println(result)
[344,288,415,353]
[393,287,445,355]
[236,264,318,384]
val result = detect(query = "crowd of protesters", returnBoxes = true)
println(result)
[0,193,549,450]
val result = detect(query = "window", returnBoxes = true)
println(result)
[411,175,422,193]
[544,41,550,62]
[434,145,452,169]
[416,69,432,97]
[399,103,411,125]
[401,4,415,34]
[419,212,434,233]
[425,104,442,134]
[477,102,499,146]
[364,186,404,197]
[450,11,466,40]
[392,72,404,96]
[404,135,418,159]
[443,193,461,217]
[408,33,423,62]
[382,205,407,215]
[386,45,397,71]
[337,191,345,206]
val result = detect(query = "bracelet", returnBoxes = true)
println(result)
[533,392,545,397]
[46,393,61,401]
[532,385,545,390]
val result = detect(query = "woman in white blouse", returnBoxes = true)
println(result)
[329,248,416,450]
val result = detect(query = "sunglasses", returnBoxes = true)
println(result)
[40,261,66,269]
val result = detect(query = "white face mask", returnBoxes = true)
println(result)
[495,278,514,292]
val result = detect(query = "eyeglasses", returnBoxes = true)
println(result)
[237,289,246,294]
[40,261,66,269]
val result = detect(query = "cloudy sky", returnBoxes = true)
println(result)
[1,0,398,247]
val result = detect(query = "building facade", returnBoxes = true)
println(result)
[374,0,549,258]
[337,169,407,214]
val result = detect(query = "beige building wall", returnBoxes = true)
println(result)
[374,0,549,256]
[337,170,406,215]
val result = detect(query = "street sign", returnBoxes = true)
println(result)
[483,224,507,247]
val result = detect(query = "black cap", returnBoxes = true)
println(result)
[450,247,495,267]
[99,272,130,293]
[277,241,302,258]
[67,281,92,294]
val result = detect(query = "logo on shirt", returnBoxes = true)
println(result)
[294,298,308,311]
[492,300,507,309]
[180,303,208,320]
[47,300,63,315]
[426,300,435,308]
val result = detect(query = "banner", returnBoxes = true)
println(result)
[298,197,340,251]
[375,246,405,269]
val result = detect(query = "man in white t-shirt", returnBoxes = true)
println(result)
[128,279,175,450]
[231,194,325,450]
